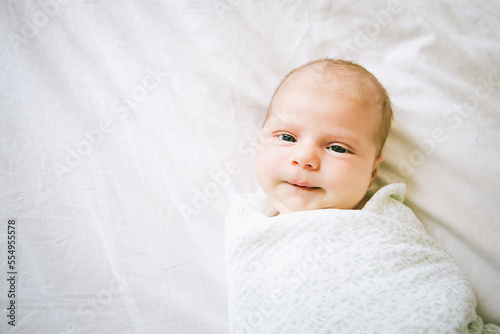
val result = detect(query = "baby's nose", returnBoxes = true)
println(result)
[291,146,320,170]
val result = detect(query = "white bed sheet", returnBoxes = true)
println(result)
[1,1,499,333]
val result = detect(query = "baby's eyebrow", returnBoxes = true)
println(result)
[326,130,361,146]
[266,116,294,129]
[326,127,357,139]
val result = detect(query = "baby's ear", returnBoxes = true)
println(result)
[370,154,384,184]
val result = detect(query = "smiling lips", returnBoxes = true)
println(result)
[287,181,322,191]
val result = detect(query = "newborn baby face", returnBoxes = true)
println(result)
[253,76,383,214]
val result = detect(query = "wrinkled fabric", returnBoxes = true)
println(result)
[1,1,499,332]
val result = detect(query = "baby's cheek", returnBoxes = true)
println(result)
[256,148,284,188]
[323,161,368,190]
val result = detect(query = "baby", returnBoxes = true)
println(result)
[253,59,390,214]
[225,59,498,333]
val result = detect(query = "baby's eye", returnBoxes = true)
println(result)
[327,145,348,153]
[279,134,296,142]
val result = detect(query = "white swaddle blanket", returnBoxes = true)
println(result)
[225,183,499,333]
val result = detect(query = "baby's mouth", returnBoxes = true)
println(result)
[286,181,322,191]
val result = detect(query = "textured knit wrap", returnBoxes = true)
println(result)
[225,183,499,334]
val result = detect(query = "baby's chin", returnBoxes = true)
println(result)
[271,200,332,215]
[271,197,360,214]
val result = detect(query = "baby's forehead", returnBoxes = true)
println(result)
[272,63,383,139]
[285,63,370,90]
[279,65,379,106]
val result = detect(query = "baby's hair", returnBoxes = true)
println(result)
[266,59,393,155]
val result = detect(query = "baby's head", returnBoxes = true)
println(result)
[254,59,392,214]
